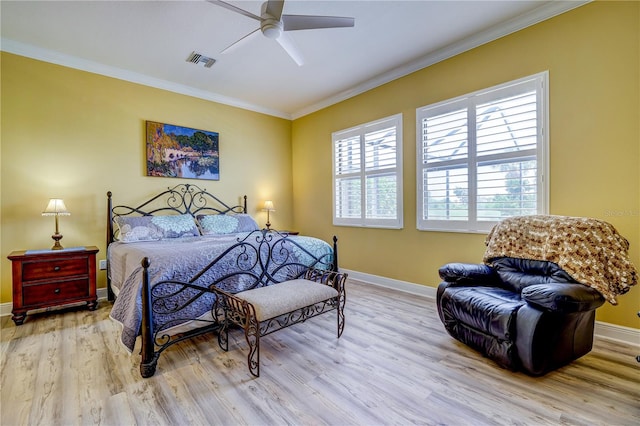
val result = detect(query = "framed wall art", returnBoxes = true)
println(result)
[146,121,220,180]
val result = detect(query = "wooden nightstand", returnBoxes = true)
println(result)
[7,246,99,325]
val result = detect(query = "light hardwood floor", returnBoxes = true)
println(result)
[1,280,639,426]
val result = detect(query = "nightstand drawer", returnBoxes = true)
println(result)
[22,257,88,282]
[23,278,90,306]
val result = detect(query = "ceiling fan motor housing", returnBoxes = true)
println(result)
[261,17,283,39]
[260,6,284,40]
[261,0,283,40]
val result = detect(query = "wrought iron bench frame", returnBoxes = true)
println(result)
[213,267,347,377]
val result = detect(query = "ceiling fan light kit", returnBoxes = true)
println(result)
[209,0,355,66]
[262,19,283,39]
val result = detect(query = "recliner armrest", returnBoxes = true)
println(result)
[522,283,605,313]
[438,263,497,285]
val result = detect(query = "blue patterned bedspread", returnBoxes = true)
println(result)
[108,231,333,351]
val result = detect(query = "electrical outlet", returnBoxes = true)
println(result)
[99,259,107,270]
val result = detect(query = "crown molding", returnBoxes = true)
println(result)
[0,38,292,120]
[290,0,590,119]
[1,1,589,121]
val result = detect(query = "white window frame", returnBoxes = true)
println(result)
[333,113,403,229]
[416,72,549,233]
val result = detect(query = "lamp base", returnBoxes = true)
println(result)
[51,233,64,250]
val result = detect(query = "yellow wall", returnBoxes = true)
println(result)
[292,1,640,328]
[1,53,292,303]
[1,1,638,329]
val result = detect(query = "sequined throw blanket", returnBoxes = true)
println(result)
[483,215,637,304]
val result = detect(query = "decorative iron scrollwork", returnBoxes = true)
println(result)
[137,229,338,377]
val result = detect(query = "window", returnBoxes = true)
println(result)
[416,72,548,232]
[333,114,403,228]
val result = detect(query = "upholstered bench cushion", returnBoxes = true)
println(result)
[235,279,339,322]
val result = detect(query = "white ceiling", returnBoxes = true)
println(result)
[1,0,587,119]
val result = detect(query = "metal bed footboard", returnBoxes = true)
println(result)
[136,229,338,378]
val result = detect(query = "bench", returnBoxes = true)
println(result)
[213,267,347,377]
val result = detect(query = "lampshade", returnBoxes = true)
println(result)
[42,199,71,216]
[263,200,275,212]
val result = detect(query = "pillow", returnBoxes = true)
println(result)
[233,214,260,232]
[115,214,199,242]
[197,213,259,235]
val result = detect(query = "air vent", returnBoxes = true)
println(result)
[186,51,216,68]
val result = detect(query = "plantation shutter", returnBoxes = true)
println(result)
[333,114,403,228]
[417,72,547,232]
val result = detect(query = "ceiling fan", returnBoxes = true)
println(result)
[207,0,355,66]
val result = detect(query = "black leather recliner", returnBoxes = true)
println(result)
[437,257,605,376]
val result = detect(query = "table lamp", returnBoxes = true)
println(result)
[42,198,71,250]
[263,200,275,230]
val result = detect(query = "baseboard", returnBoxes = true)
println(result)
[0,287,109,319]
[96,287,108,301]
[2,277,638,347]
[342,268,640,348]
[0,302,11,318]
[594,321,640,346]
[344,268,437,299]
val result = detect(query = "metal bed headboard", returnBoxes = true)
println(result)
[107,183,247,245]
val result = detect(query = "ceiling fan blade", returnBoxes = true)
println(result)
[276,33,304,66]
[265,0,285,20]
[220,28,260,54]
[282,15,355,31]
[207,0,261,21]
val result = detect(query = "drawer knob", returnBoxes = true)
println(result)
[54,288,61,294]
[53,266,61,272]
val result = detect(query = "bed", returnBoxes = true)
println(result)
[106,184,339,377]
